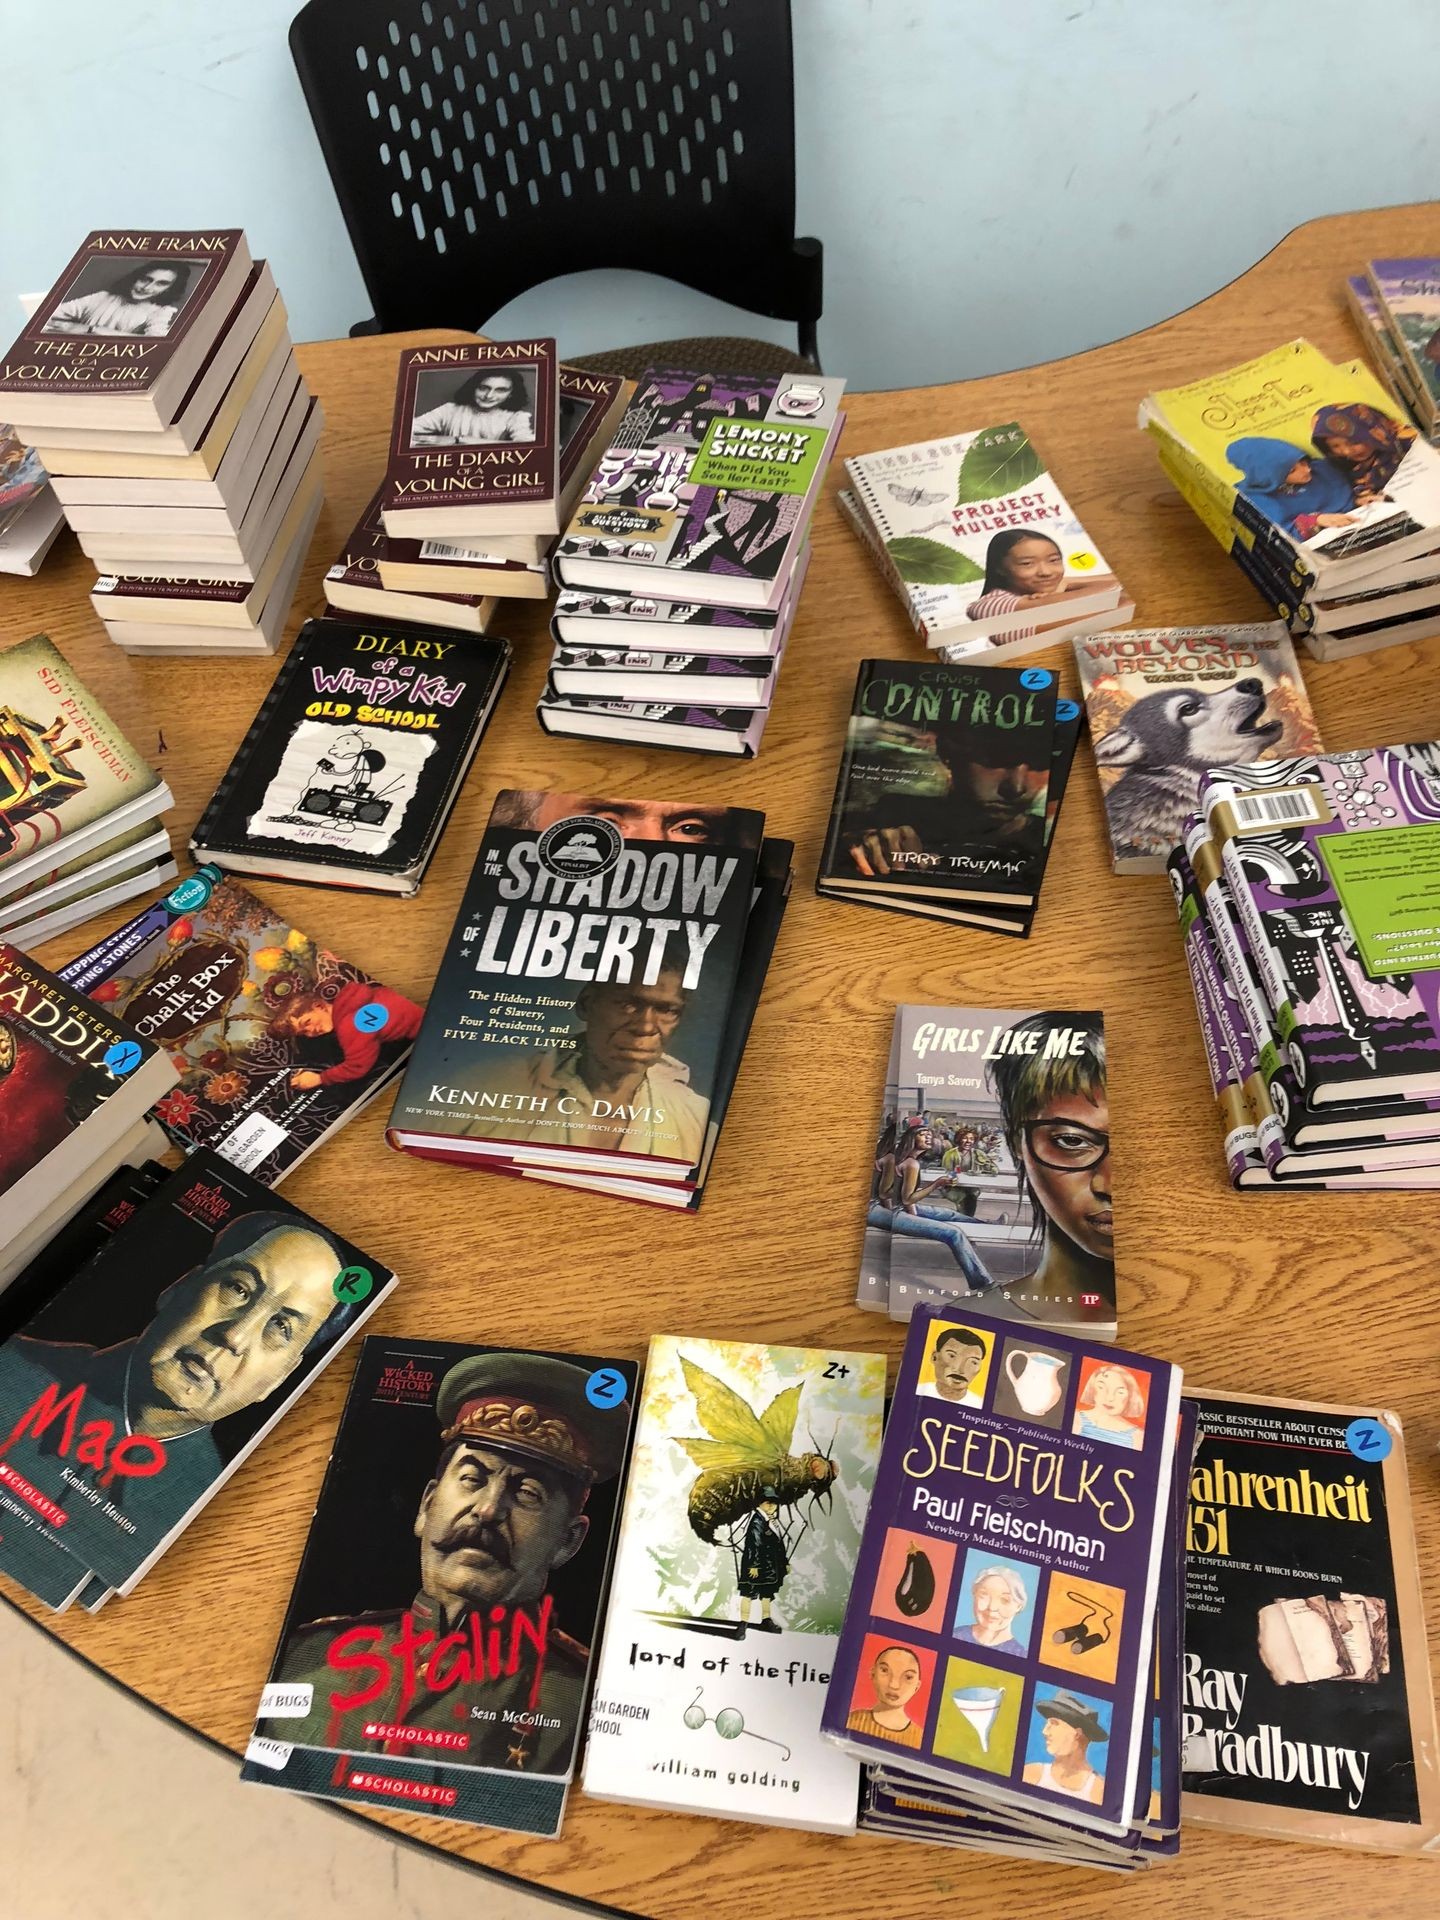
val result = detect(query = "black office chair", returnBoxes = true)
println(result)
[289,0,823,376]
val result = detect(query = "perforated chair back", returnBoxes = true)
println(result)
[290,0,821,360]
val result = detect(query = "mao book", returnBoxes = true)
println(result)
[1182,1391,1440,1852]
[553,366,845,608]
[583,1334,885,1834]
[190,616,511,895]
[844,426,1123,646]
[60,866,423,1185]
[821,1302,1182,1841]
[387,791,762,1182]
[0,1149,395,1595]
[247,1335,637,1837]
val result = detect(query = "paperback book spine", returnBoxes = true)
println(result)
[1167,848,1261,1184]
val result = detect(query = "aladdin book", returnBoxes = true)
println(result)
[60,866,423,1185]
[190,617,511,895]
[877,1005,1116,1339]
[245,1335,637,1837]
[380,338,560,538]
[583,1334,885,1833]
[844,426,1124,648]
[1182,1391,1440,1852]
[1072,624,1320,873]
[821,1303,1182,1845]
[0,1149,395,1595]
[387,791,761,1186]
[0,230,254,431]
[553,367,844,608]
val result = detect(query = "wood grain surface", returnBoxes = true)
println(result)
[4,206,1439,1918]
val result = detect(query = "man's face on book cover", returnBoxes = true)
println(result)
[415,1440,588,1615]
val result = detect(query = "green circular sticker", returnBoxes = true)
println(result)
[333,1266,374,1303]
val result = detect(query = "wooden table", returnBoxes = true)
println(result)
[5,205,1439,1918]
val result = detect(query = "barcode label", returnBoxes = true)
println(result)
[1228,787,1326,830]
[93,576,118,592]
[419,538,505,562]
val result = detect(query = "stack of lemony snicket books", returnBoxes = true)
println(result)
[1141,338,1440,660]
[385,788,791,1208]
[0,634,175,949]
[824,1301,1189,1870]
[538,367,845,756]
[1,229,322,656]
[323,343,627,633]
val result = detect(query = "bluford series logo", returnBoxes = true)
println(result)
[536,815,623,881]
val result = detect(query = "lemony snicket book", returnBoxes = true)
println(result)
[1182,1391,1440,1852]
[583,1334,885,1834]
[244,1335,637,1837]
[0,1148,395,1596]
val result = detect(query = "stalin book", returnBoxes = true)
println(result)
[381,338,560,539]
[387,790,762,1186]
[583,1334,885,1834]
[246,1335,637,1837]
[0,1148,395,1595]
[1181,1391,1440,1852]
[190,616,511,895]
[822,1302,1182,1847]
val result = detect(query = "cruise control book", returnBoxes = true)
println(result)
[190,617,511,895]
[387,791,762,1184]
[583,1334,885,1833]
[60,866,423,1185]
[245,1335,637,1837]
[553,367,844,608]
[821,1303,1182,1844]
[0,1148,396,1595]
[1182,1391,1440,1852]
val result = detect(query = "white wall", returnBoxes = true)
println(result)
[6,1,1439,391]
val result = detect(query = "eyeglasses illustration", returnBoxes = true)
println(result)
[1022,1120,1110,1171]
[681,1687,792,1761]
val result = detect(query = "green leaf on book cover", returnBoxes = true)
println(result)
[956,427,1044,503]
[884,536,984,585]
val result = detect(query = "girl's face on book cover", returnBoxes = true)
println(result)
[1022,1092,1113,1261]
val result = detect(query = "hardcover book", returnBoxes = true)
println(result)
[549,648,780,709]
[535,694,776,759]
[553,366,845,608]
[0,1149,394,1596]
[189,617,511,895]
[817,659,1059,910]
[0,634,171,902]
[0,230,255,429]
[387,792,762,1182]
[60,866,423,1185]
[821,1303,1183,1842]
[246,1335,637,1837]
[552,589,787,656]
[381,338,560,537]
[583,1333,885,1834]
[1072,624,1321,873]
[1182,1391,1440,1851]
[844,426,1123,647]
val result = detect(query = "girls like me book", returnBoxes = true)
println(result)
[582,1334,885,1834]
[844,425,1124,648]
[821,1303,1182,1843]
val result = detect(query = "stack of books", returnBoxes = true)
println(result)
[824,1302,1188,1870]
[0,634,175,949]
[0,1148,394,1613]
[1172,740,1440,1190]
[839,424,1134,660]
[0,943,174,1295]
[1345,259,1440,444]
[1141,339,1440,660]
[0,425,63,575]
[386,788,792,1208]
[0,229,321,656]
[816,659,1082,935]
[323,347,626,633]
[538,366,846,756]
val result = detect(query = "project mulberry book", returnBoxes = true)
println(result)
[1182,1391,1440,1852]
[583,1334,885,1834]
[821,1302,1183,1844]
[0,1149,395,1597]
[244,1335,636,1837]
[553,366,844,608]
[190,616,511,895]
[60,866,423,1186]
